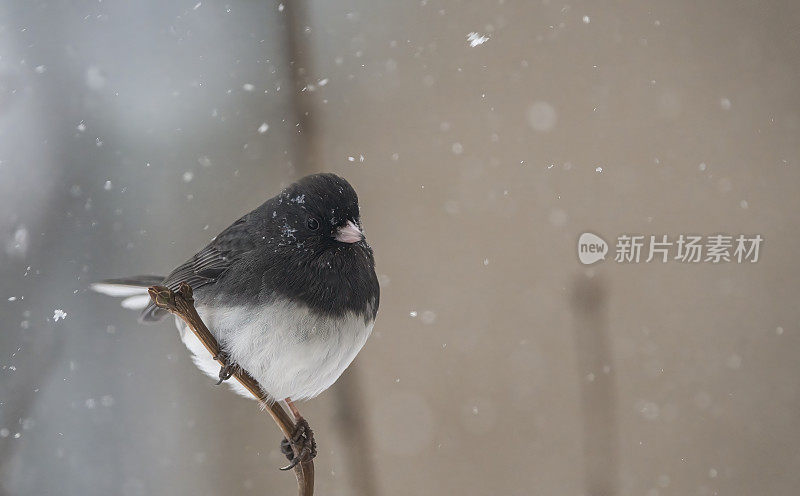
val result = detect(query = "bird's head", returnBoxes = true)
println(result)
[272,173,368,254]
[264,173,378,318]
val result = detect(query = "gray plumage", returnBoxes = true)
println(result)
[92,173,379,402]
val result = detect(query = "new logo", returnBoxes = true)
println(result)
[578,233,608,265]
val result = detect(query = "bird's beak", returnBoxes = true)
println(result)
[335,220,364,243]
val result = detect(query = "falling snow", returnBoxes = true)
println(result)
[527,101,557,132]
[86,66,106,90]
[466,32,490,48]
[5,226,29,257]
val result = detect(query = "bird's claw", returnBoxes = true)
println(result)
[213,351,237,385]
[280,437,294,459]
[279,417,316,471]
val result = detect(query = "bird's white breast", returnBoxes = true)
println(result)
[176,299,373,401]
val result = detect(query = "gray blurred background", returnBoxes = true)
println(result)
[1,0,799,495]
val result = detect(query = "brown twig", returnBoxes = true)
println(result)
[148,282,314,496]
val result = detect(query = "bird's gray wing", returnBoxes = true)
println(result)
[139,215,258,322]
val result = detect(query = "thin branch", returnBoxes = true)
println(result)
[148,282,314,496]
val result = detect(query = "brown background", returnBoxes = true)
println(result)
[1,1,799,495]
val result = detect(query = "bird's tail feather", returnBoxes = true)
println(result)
[90,275,169,323]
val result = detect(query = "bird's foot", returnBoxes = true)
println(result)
[279,417,317,471]
[212,350,238,385]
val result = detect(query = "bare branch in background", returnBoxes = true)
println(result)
[278,2,379,494]
[331,366,380,495]
[148,283,315,496]
[281,0,319,174]
[571,275,618,496]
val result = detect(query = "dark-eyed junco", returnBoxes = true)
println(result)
[92,173,379,466]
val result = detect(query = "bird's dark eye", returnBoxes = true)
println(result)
[307,217,320,231]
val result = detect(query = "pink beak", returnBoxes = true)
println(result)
[335,220,364,243]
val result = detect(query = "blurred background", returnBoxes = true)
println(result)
[1,0,799,495]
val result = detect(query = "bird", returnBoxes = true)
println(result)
[91,173,380,469]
